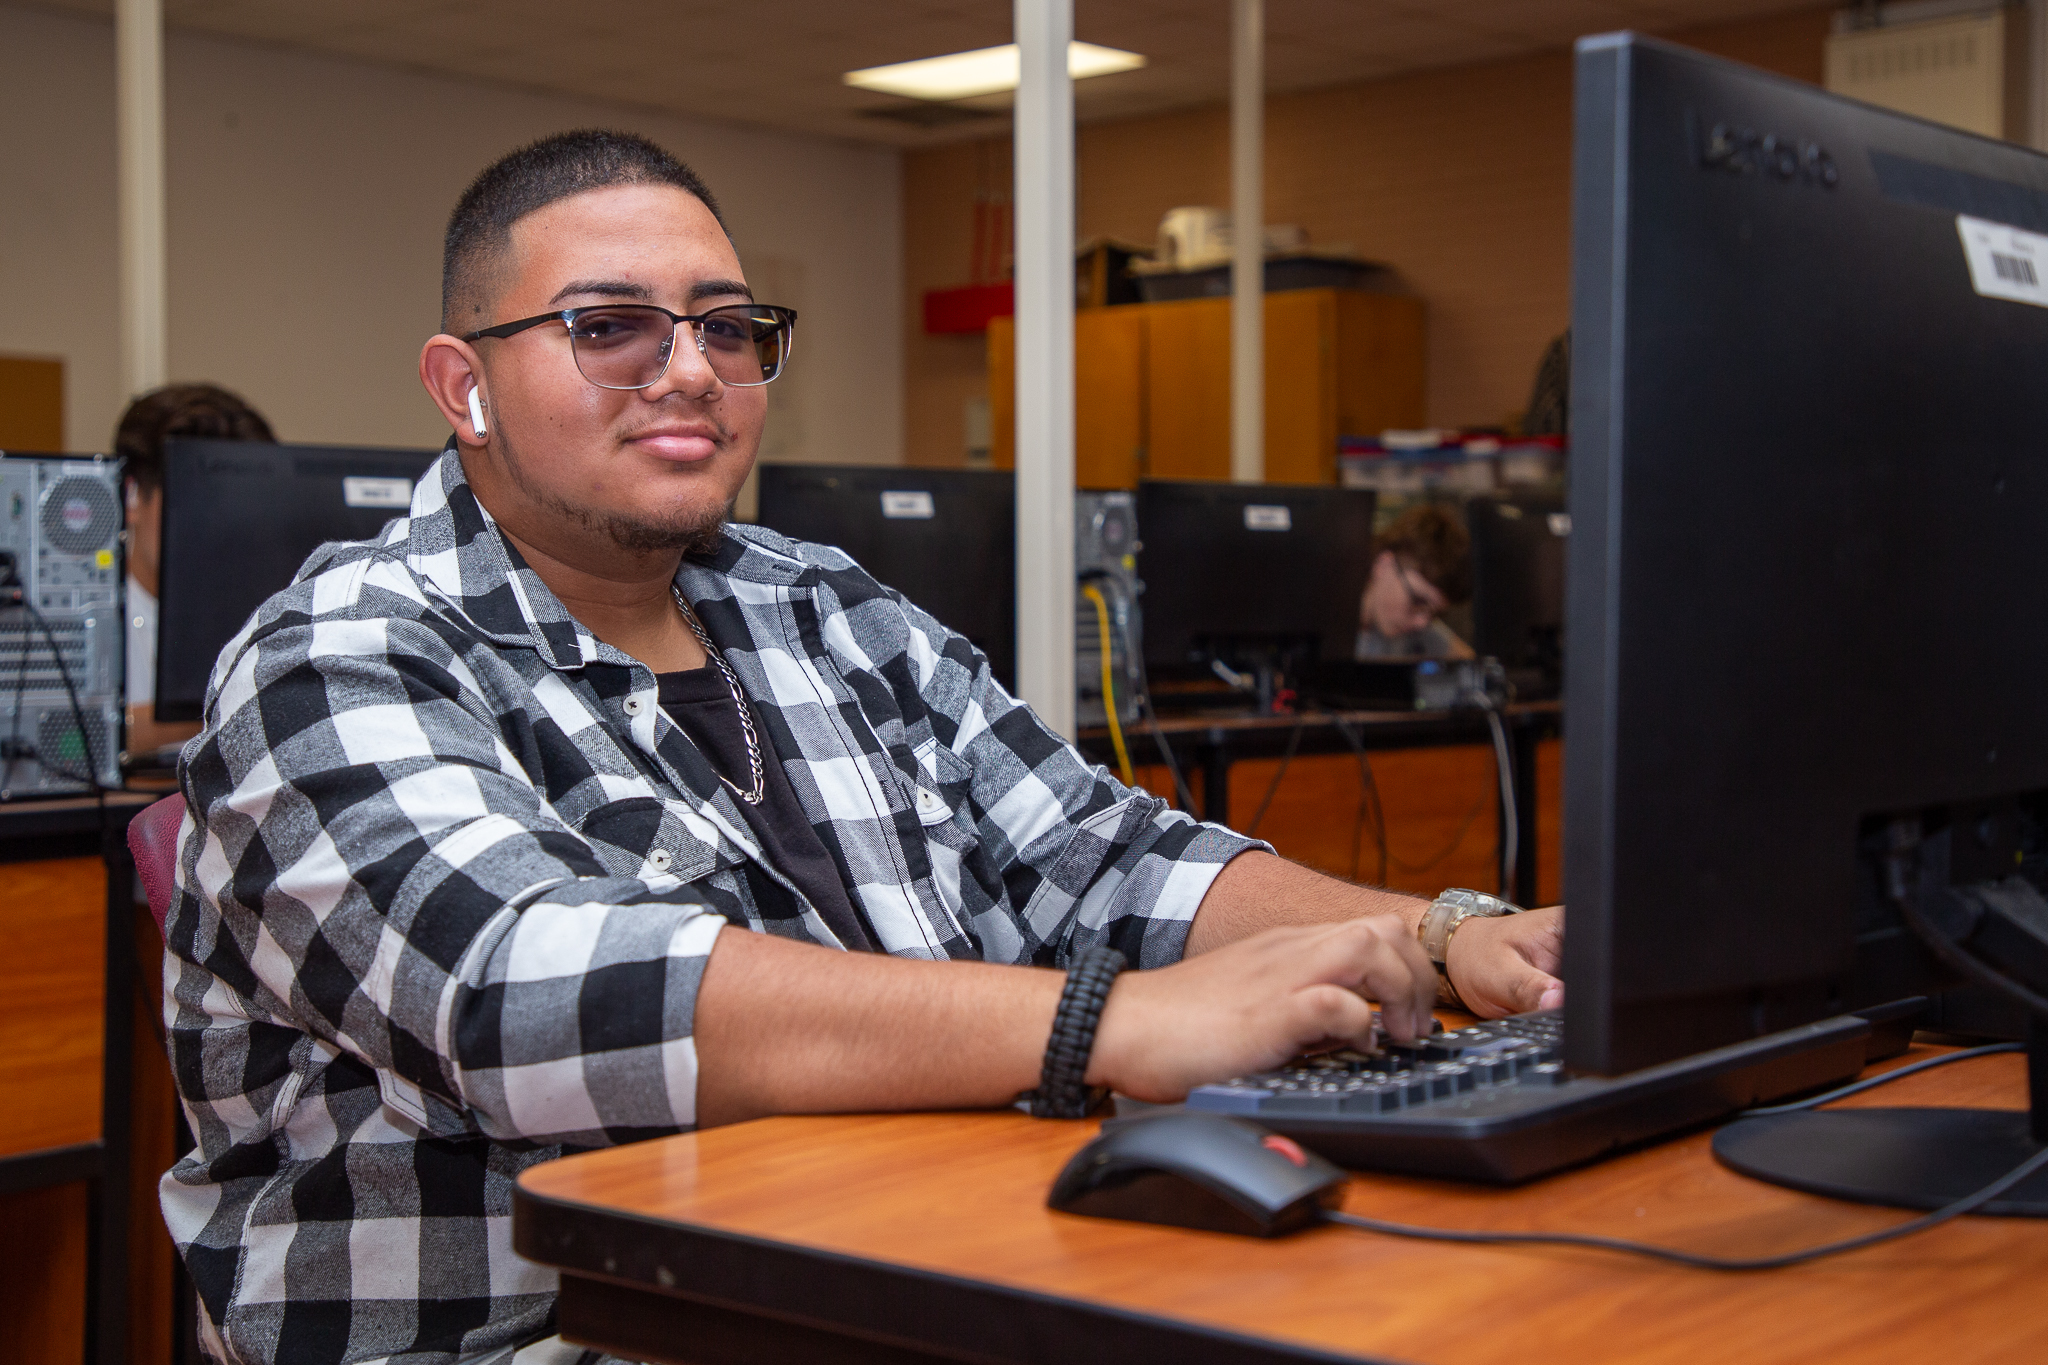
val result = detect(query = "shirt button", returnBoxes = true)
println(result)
[914,787,945,817]
[648,848,673,871]
[623,696,645,716]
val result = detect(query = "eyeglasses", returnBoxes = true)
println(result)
[1391,558,1443,617]
[463,303,798,389]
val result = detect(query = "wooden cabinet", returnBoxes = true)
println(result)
[988,289,1424,487]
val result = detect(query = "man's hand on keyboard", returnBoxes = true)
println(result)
[1087,917,1439,1104]
[1445,905,1565,1018]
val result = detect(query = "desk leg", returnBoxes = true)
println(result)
[1512,723,1540,908]
[87,835,134,1365]
[1200,736,1231,826]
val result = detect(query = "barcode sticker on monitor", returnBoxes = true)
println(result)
[343,476,413,508]
[881,490,935,519]
[1956,215,2048,309]
[1244,504,1292,531]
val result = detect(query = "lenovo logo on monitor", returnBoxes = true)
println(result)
[1695,118,1839,187]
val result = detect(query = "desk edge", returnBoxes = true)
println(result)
[512,1175,1400,1365]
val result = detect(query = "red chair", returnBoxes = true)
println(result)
[129,793,188,940]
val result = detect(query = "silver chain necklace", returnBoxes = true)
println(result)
[669,585,766,805]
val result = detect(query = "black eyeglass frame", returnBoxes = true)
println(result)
[1390,556,1445,616]
[462,302,799,389]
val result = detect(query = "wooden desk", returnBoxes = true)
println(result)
[515,1045,2045,1365]
[0,791,159,1364]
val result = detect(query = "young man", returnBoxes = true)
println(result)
[113,382,275,755]
[161,131,1562,1365]
[1356,504,1477,659]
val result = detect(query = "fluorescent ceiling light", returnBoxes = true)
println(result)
[845,42,1146,102]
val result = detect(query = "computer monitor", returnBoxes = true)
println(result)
[1466,491,1567,696]
[756,464,1016,688]
[1565,32,2048,1068]
[1135,480,1376,690]
[156,439,440,721]
[1566,33,2048,1202]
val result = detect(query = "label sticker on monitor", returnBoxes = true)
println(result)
[1244,504,1292,532]
[343,476,413,509]
[881,490,936,519]
[1957,215,2048,309]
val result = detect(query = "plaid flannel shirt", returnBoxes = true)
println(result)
[160,450,1260,1365]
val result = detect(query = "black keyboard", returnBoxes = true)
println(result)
[1160,1010,1874,1184]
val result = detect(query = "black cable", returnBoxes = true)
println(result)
[1738,1042,2024,1118]
[1890,880,2048,1020]
[1244,711,1308,839]
[1327,1141,2048,1269]
[1127,641,1198,814]
[1329,715,1389,884]
[1388,785,1492,876]
[1480,702,1516,896]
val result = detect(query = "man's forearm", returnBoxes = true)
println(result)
[692,878,1445,1125]
[693,928,1065,1127]
[1184,851,1427,956]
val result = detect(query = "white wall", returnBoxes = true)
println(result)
[0,3,903,467]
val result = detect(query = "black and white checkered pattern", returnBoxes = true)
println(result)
[159,451,1260,1364]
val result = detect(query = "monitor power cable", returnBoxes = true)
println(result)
[1325,1043,2043,1269]
[1738,1041,2024,1118]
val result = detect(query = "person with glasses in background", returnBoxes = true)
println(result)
[157,130,1561,1365]
[111,383,275,760]
[1356,503,1477,660]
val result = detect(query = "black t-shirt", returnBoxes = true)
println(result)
[656,667,874,951]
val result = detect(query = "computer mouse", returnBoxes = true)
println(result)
[1047,1110,1346,1237]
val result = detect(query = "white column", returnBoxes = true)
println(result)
[1230,0,1264,484]
[1228,0,1261,485]
[117,0,169,399]
[1013,0,1076,738]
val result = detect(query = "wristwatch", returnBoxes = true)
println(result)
[1417,889,1524,1009]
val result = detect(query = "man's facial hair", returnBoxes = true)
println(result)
[494,415,729,556]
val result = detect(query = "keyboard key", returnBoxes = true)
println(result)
[1184,1085,1266,1115]
[1340,1083,1405,1114]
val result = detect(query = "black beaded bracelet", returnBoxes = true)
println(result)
[1023,946,1128,1119]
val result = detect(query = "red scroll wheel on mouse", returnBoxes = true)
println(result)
[1260,1134,1309,1167]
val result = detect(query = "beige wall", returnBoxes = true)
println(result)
[902,6,1832,467]
[0,3,903,466]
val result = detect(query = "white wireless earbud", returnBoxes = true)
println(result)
[467,386,487,438]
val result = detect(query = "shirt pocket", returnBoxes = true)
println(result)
[908,740,976,829]
[574,796,723,884]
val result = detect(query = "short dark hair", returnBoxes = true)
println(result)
[441,129,726,333]
[113,383,275,494]
[1378,504,1472,605]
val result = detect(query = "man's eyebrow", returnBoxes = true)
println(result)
[690,278,753,304]
[545,278,754,308]
[548,279,655,305]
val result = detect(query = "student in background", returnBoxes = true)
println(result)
[1356,504,1475,659]
[113,383,274,756]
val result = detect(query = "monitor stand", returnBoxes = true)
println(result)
[1711,1016,2048,1216]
